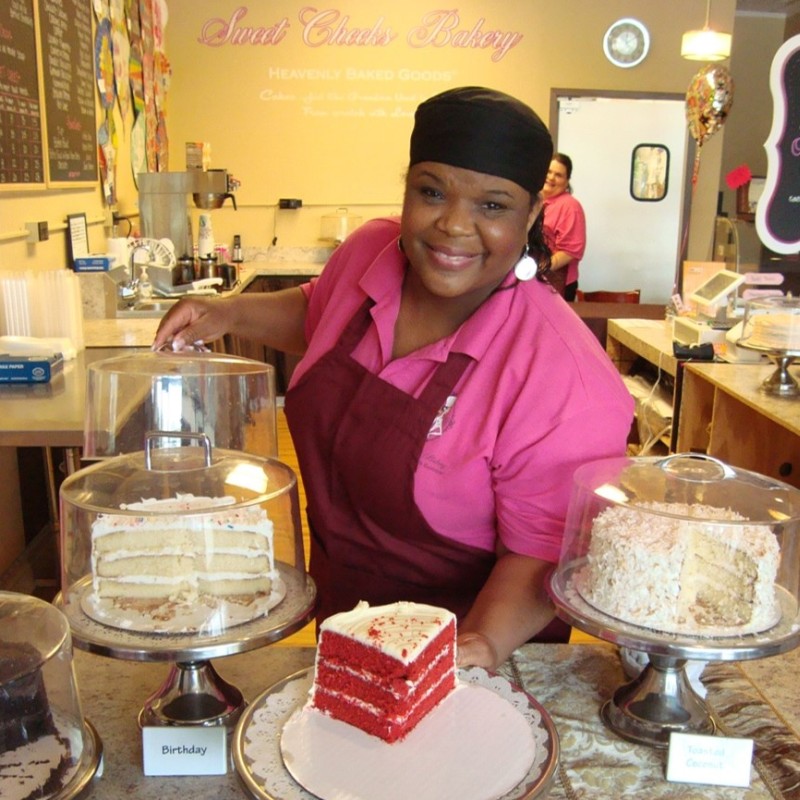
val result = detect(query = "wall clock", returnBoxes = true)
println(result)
[603,18,650,68]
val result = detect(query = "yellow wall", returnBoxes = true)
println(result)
[2,0,790,280]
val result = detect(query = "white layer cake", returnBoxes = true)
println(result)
[583,501,781,635]
[91,494,275,607]
[747,311,800,351]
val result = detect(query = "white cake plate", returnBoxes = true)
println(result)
[55,564,316,731]
[233,667,559,800]
[549,560,800,748]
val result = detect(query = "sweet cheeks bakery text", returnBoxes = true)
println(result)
[197,7,523,62]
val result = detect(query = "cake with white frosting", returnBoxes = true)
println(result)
[747,311,800,351]
[310,601,457,742]
[90,493,275,610]
[582,501,781,635]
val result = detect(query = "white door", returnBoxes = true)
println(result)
[556,95,690,304]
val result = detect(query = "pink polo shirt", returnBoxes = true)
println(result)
[543,191,587,287]
[292,218,632,563]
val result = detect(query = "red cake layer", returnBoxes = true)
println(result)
[314,640,456,714]
[313,669,455,743]
[316,621,453,680]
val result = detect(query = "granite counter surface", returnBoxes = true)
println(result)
[82,262,323,349]
[73,642,800,799]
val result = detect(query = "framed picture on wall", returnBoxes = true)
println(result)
[66,213,89,266]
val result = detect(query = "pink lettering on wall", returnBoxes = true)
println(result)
[194,6,523,61]
[298,8,396,47]
[408,10,523,62]
[197,7,291,47]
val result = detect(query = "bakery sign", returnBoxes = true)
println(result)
[756,33,800,255]
[197,7,524,63]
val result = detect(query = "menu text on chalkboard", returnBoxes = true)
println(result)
[38,0,97,184]
[0,0,45,185]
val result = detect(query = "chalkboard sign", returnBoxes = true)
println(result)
[0,0,45,187]
[757,34,800,255]
[37,0,97,185]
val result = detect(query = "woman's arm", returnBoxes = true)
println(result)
[153,286,309,354]
[547,250,574,271]
[456,548,556,670]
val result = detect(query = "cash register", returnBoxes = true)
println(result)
[672,269,745,346]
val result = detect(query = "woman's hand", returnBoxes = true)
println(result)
[456,631,499,669]
[153,287,310,356]
[153,296,234,351]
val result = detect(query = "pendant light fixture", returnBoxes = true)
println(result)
[681,0,732,61]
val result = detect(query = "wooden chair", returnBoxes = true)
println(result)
[579,289,641,304]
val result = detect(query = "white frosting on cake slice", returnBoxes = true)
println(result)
[318,601,456,662]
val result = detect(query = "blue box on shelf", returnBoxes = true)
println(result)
[73,255,113,272]
[0,354,64,383]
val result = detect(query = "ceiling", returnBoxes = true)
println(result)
[736,0,800,14]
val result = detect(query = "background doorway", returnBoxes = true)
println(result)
[552,92,692,304]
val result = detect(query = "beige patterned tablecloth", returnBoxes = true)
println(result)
[502,644,800,800]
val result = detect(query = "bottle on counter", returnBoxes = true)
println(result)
[138,265,153,299]
[197,213,215,258]
[232,234,243,263]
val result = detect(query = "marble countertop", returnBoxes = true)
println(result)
[82,261,323,349]
[71,641,800,799]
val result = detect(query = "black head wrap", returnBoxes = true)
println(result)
[409,86,553,194]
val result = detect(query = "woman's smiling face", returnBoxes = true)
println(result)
[400,162,540,306]
[541,158,569,199]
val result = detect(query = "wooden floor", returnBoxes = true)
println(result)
[274,407,317,647]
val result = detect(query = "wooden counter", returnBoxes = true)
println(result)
[0,347,149,448]
[677,361,800,488]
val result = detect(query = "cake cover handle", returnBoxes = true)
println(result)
[144,431,213,470]
[655,452,737,482]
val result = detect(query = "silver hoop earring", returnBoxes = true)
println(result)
[397,237,405,254]
[513,246,537,282]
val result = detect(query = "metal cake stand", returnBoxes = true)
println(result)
[55,564,316,732]
[549,561,800,748]
[736,341,800,397]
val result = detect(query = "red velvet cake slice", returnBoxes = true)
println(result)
[310,601,457,743]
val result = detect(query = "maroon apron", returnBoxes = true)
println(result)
[284,298,569,642]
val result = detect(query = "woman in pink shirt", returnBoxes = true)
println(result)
[154,87,632,669]
[540,153,587,301]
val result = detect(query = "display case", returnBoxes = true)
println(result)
[550,453,800,746]
[60,437,306,638]
[83,350,277,459]
[0,591,101,799]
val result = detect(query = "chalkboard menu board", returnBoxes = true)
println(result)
[38,0,97,184]
[0,0,45,186]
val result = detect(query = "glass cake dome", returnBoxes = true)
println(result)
[738,294,800,354]
[557,454,800,638]
[83,350,277,459]
[59,436,307,638]
[0,591,101,799]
